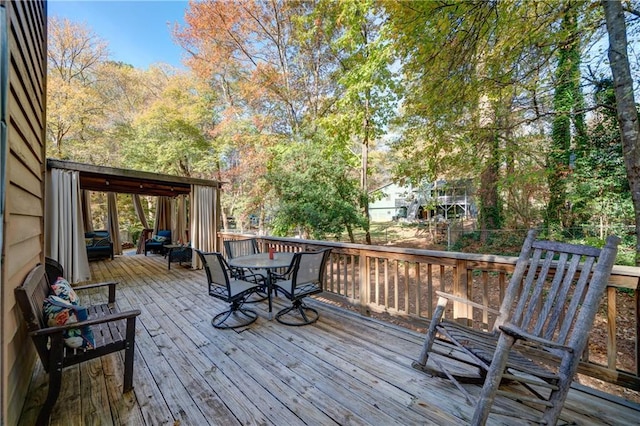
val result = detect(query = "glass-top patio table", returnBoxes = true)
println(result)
[228,252,294,319]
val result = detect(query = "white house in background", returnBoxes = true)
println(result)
[369,182,416,222]
[368,180,477,223]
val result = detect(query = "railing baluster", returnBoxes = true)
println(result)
[394,260,399,312]
[427,263,433,318]
[375,257,380,306]
[482,271,489,330]
[384,259,389,310]
[607,287,617,369]
[415,263,421,318]
[404,261,409,315]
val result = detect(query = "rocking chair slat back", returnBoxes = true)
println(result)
[505,238,604,347]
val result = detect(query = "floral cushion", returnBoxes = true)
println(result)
[152,235,167,242]
[50,277,80,305]
[45,277,95,349]
[43,296,95,349]
[85,238,93,246]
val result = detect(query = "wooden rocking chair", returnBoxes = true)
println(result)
[412,229,619,425]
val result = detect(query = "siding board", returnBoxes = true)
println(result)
[8,57,42,148]
[8,12,43,122]
[5,214,41,246]
[8,134,40,187]
[5,235,41,280]
[7,154,41,197]
[2,1,46,424]
[6,185,41,216]
[11,1,44,101]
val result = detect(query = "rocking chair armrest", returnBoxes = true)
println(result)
[434,291,501,316]
[498,323,574,353]
[31,309,141,337]
[74,281,118,303]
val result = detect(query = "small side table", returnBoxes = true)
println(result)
[165,244,191,270]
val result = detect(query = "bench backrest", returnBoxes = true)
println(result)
[14,264,51,362]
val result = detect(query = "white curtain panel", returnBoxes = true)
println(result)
[46,169,91,283]
[81,190,93,232]
[173,194,188,244]
[132,194,149,254]
[153,196,172,235]
[107,192,122,255]
[190,185,217,269]
[132,194,149,229]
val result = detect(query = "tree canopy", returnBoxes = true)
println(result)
[46,1,640,259]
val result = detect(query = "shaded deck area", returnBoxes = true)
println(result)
[19,255,640,425]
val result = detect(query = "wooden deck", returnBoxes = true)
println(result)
[18,254,640,425]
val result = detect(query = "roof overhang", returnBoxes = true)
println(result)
[47,159,221,197]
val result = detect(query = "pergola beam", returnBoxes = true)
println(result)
[47,159,221,197]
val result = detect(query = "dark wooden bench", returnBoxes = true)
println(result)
[14,263,141,425]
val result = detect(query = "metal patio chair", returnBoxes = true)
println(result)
[272,249,332,326]
[223,238,269,301]
[196,250,265,329]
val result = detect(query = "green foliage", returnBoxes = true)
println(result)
[566,78,634,243]
[121,70,218,177]
[267,138,367,240]
[546,7,584,231]
[46,5,640,262]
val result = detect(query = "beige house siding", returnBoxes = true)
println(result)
[1,1,47,424]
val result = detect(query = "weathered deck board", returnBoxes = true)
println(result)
[18,254,640,426]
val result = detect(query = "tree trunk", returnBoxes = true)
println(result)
[547,7,582,233]
[478,130,502,242]
[602,0,640,265]
[362,98,372,245]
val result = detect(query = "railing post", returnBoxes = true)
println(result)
[359,249,370,316]
[453,258,471,325]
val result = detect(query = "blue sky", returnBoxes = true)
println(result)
[48,0,190,69]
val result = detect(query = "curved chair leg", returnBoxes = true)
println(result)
[276,300,319,326]
[212,307,258,329]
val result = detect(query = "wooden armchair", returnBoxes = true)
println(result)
[15,263,141,424]
[412,229,619,425]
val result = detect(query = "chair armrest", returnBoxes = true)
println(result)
[31,309,141,337]
[435,291,500,316]
[230,267,265,284]
[498,323,574,353]
[74,281,118,303]
[271,264,295,281]
[92,238,111,247]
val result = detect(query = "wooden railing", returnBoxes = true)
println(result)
[219,232,640,391]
